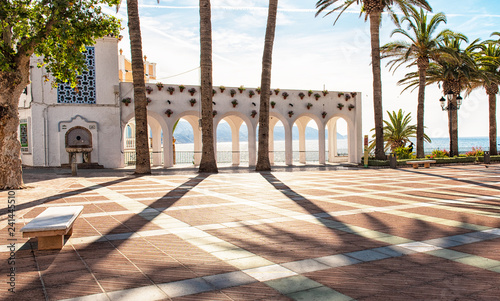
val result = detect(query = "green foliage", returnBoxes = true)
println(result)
[369,109,430,151]
[427,149,450,158]
[465,147,484,157]
[393,146,414,159]
[1,0,121,86]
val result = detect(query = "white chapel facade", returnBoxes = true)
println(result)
[18,36,363,168]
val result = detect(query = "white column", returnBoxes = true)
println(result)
[285,123,293,166]
[318,125,325,164]
[230,122,241,166]
[248,123,256,167]
[151,124,162,166]
[327,121,335,162]
[298,123,306,164]
[193,126,202,166]
[163,129,173,168]
[269,117,279,165]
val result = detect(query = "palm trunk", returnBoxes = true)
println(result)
[489,92,497,155]
[0,57,30,189]
[198,0,218,173]
[256,0,278,172]
[416,62,427,158]
[448,96,459,156]
[127,0,151,174]
[369,12,385,160]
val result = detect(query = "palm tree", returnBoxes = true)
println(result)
[256,0,279,172]
[371,109,430,151]
[381,7,448,158]
[466,37,500,155]
[124,0,152,174]
[399,33,480,156]
[198,0,218,173]
[315,0,432,160]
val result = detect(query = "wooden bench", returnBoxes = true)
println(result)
[406,160,436,169]
[21,206,84,250]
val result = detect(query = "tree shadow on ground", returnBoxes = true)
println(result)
[17,173,210,300]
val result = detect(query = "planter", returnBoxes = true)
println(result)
[314,93,321,100]
[179,86,185,92]
[308,90,313,97]
[322,112,327,119]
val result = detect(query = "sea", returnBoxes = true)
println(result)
[175,137,496,155]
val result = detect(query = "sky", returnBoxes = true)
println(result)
[104,0,500,137]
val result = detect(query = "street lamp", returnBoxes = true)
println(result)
[439,90,463,157]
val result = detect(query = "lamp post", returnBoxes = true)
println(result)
[439,90,463,157]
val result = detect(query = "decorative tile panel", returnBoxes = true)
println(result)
[57,47,96,104]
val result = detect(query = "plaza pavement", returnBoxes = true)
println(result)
[1,164,500,300]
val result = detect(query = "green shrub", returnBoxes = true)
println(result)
[427,149,449,159]
[465,147,484,157]
[393,146,415,159]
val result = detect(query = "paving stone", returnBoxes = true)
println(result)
[265,275,323,294]
[454,256,500,269]
[345,249,392,262]
[315,254,362,267]
[287,286,353,301]
[225,256,275,270]
[158,278,213,298]
[107,285,168,301]
[202,271,256,290]
[281,259,331,274]
[243,264,297,282]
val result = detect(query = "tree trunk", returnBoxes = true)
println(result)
[488,90,498,155]
[416,59,428,158]
[0,57,30,189]
[127,0,151,174]
[256,0,278,172]
[369,12,385,160]
[198,0,218,173]
[448,96,459,156]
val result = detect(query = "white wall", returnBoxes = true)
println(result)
[20,36,123,168]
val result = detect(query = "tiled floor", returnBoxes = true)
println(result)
[1,164,500,300]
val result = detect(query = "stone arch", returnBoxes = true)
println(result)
[326,113,356,163]
[170,111,201,166]
[121,111,169,167]
[215,111,256,166]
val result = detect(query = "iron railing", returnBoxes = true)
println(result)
[123,149,348,165]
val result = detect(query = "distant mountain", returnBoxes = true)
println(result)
[173,120,345,143]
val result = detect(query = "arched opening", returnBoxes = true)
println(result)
[122,116,164,166]
[327,117,349,162]
[216,115,248,166]
[172,117,196,166]
[270,117,285,165]
[291,115,325,165]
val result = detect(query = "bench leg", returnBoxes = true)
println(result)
[38,235,64,250]
[412,164,418,169]
[424,163,430,168]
